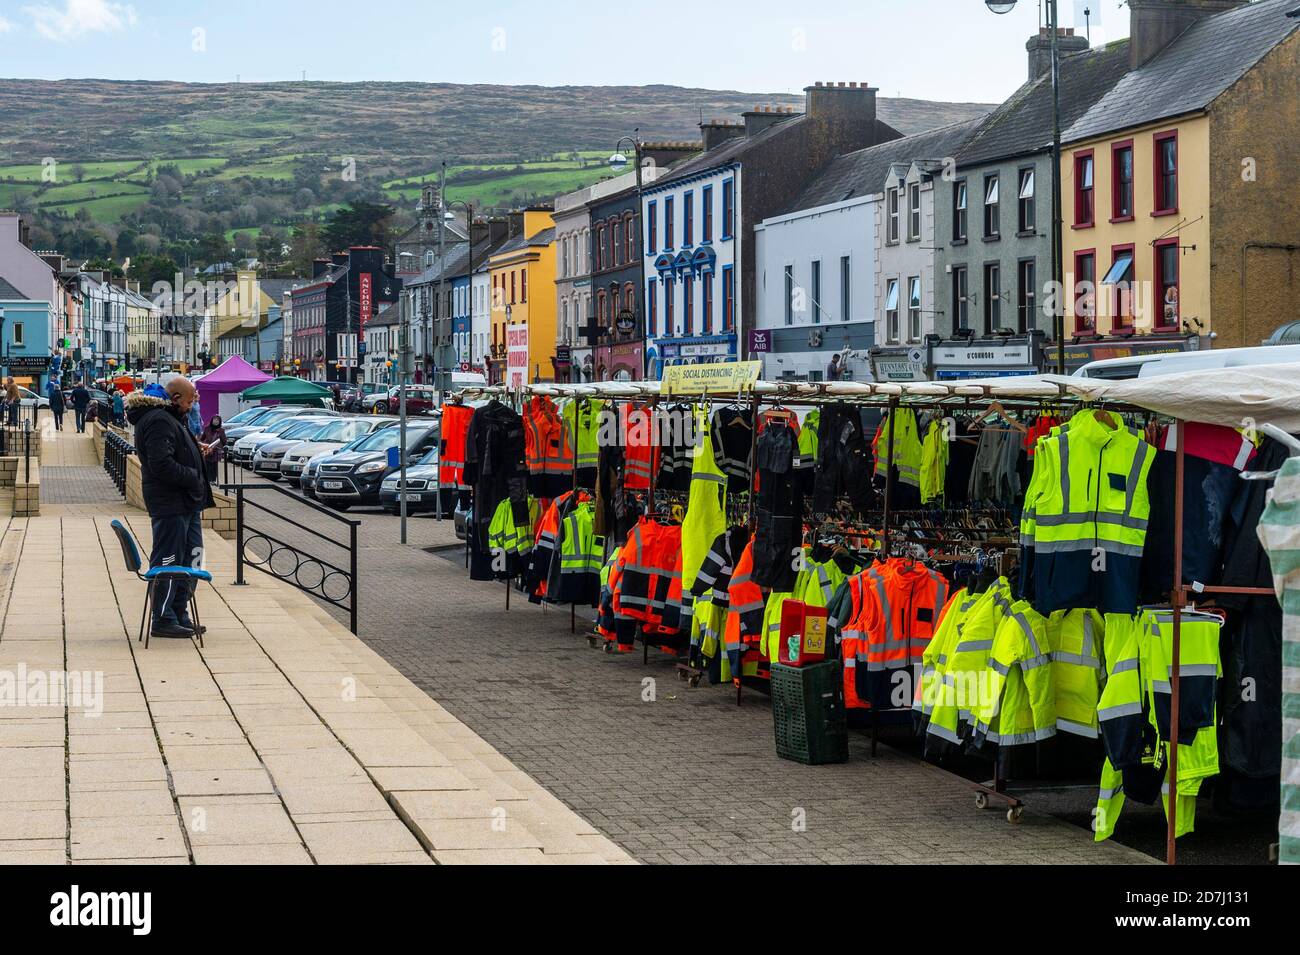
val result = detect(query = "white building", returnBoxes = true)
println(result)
[471,262,491,376]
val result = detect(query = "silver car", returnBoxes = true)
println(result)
[250,417,341,479]
[232,414,335,468]
[279,416,396,486]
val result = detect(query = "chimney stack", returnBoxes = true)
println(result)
[803,80,878,128]
[641,141,704,168]
[312,258,332,278]
[486,216,509,245]
[1127,0,1249,69]
[470,218,490,247]
[698,119,746,151]
[1026,27,1090,81]
[742,105,798,137]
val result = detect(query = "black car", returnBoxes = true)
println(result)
[313,421,440,510]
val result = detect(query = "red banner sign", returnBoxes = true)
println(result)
[358,273,373,334]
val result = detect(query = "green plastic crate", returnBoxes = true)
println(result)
[771,660,848,764]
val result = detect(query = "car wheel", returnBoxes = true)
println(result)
[376,402,389,414]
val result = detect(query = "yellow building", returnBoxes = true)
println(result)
[1061,1,1299,347]
[487,209,556,384]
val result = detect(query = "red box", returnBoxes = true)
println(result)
[778,600,829,667]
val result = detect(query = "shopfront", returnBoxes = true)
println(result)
[928,332,1046,380]
[648,335,736,379]
[1060,333,1200,374]
[868,345,928,382]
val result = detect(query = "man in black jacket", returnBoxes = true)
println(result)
[126,378,215,638]
[69,379,91,433]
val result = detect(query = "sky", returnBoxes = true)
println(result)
[0,0,1131,103]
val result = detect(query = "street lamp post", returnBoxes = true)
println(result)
[444,197,476,387]
[608,131,649,379]
[986,0,1066,375]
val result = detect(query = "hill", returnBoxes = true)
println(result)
[0,78,992,266]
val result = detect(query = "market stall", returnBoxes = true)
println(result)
[196,355,272,424]
[438,363,1299,865]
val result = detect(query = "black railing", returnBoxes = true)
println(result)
[220,482,360,634]
[104,431,134,495]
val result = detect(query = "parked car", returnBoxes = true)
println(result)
[249,417,340,479]
[231,414,336,468]
[16,385,50,410]
[313,421,440,510]
[364,384,439,415]
[223,406,338,452]
[279,416,395,486]
[453,500,472,542]
[379,445,456,515]
[301,433,372,499]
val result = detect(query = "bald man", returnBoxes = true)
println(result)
[126,377,215,639]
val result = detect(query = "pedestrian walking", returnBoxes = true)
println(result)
[127,379,214,639]
[69,379,91,433]
[47,380,65,431]
[111,389,125,428]
[4,378,19,427]
[199,414,226,483]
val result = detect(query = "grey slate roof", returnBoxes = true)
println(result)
[784,117,986,213]
[406,242,471,286]
[0,276,29,299]
[957,39,1132,167]
[528,227,556,246]
[1064,0,1299,143]
[370,302,400,327]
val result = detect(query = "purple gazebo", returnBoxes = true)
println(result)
[196,356,273,426]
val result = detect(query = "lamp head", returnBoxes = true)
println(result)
[986,0,1017,13]
[608,152,629,171]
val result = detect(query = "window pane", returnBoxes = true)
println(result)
[986,178,998,204]
[885,280,899,311]
[1019,169,1034,199]
[908,277,920,308]
[956,182,967,210]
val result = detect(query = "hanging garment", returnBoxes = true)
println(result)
[921,581,1013,756]
[486,495,540,580]
[796,409,820,494]
[526,491,572,601]
[523,395,575,498]
[439,403,474,492]
[622,402,659,490]
[944,418,980,506]
[656,403,695,493]
[872,407,924,489]
[1216,438,1289,799]
[1021,409,1155,615]
[845,559,951,709]
[464,401,530,581]
[551,498,603,606]
[972,600,1055,747]
[814,403,874,516]
[752,420,802,590]
[1140,422,1258,602]
[1253,454,1300,863]
[723,540,765,677]
[919,418,949,505]
[681,407,728,593]
[967,427,1022,506]
[1048,608,1106,739]
[710,406,755,494]
[561,396,604,489]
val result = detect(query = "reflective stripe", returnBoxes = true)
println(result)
[1059,429,1071,508]
[926,722,962,745]
[1169,663,1218,678]
[691,472,726,485]
[1124,440,1151,515]
[955,639,993,653]
[1098,701,1142,720]
[1098,785,1124,800]
[1032,511,1149,530]
[1056,717,1099,738]
[989,659,1010,676]
[1020,653,1052,671]
[1111,657,1139,674]
[1032,539,1145,557]
[1053,651,1102,669]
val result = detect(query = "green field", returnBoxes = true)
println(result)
[0,159,146,183]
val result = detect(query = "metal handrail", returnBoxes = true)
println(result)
[218,481,360,633]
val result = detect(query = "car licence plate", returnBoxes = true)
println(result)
[405,493,422,501]
[322,481,344,489]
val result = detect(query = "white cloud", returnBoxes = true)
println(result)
[0,16,14,34]
[22,0,138,42]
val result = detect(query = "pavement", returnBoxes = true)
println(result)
[0,428,632,865]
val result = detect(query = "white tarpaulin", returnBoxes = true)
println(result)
[459,362,1300,431]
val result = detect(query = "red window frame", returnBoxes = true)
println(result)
[1153,237,1180,331]
[1110,243,1136,332]
[665,276,675,333]
[1153,130,1178,216]
[722,266,734,330]
[1073,149,1095,228]
[682,275,694,335]
[702,275,713,333]
[1073,249,1096,333]
[647,280,657,336]
[596,289,606,324]
[1110,139,1134,223]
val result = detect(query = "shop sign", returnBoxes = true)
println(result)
[505,323,529,389]
[931,342,1032,367]
[870,347,927,382]
[616,308,636,333]
[5,355,51,371]
[358,273,373,334]
[554,345,572,366]
[748,329,772,353]
[661,360,761,395]
[678,341,731,358]
[1062,335,1197,370]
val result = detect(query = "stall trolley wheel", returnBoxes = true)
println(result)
[1007,806,1024,824]
[974,792,989,810]
[688,672,702,688]
[587,635,599,648]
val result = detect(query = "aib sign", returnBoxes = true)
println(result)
[358,273,373,334]
[747,329,771,353]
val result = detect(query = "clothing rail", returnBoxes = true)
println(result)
[464,379,1282,863]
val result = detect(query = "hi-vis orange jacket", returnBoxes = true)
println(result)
[523,396,574,494]
[841,559,952,709]
[611,518,682,644]
[439,403,474,490]
[723,540,766,662]
[622,402,659,490]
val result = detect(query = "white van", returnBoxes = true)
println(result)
[1073,343,1300,380]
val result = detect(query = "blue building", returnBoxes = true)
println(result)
[451,274,472,367]
[0,275,55,390]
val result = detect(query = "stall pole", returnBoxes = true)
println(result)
[881,398,898,557]
[1167,418,1185,865]
[747,392,760,527]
